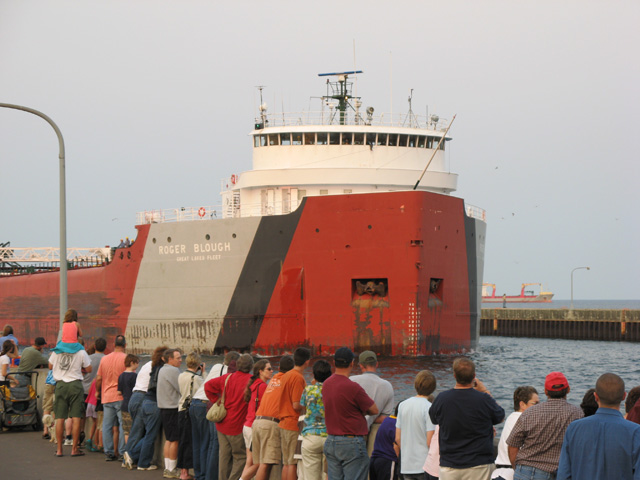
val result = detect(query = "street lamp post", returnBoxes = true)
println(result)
[0,103,67,335]
[570,266,590,310]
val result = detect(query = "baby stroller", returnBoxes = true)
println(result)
[0,371,42,431]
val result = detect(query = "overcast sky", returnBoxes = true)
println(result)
[1,0,638,300]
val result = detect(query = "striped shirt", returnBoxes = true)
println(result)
[507,398,583,473]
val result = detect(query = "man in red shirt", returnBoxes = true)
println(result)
[205,353,253,480]
[252,355,294,480]
[279,347,311,480]
[322,347,378,480]
[95,335,127,461]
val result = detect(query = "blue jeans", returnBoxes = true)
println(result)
[102,400,125,456]
[130,398,161,469]
[190,400,211,480]
[124,391,146,456]
[514,465,557,480]
[324,435,368,480]
[206,419,219,480]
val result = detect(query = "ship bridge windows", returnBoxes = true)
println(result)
[253,132,447,150]
[304,132,315,145]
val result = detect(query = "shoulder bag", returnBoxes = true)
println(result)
[206,373,231,423]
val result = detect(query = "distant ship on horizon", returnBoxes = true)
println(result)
[482,283,554,303]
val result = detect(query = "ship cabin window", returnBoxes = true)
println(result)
[377,133,387,146]
[298,189,307,200]
[254,136,260,148]
[280,133,291,145]
[417,135,426,148]
[399,134,408,147]
[344,189,352,194]
[408,135,417,147]
[354,133,365,145]
[269,134,279,146]
[440,139,445,151]
[341,133,353,145]
[388,134,398,146]
[317,132,328,145]
[367,133,376,147]
[329,133,340,145]
[292,132,303,145]
[320,189,328,195]
[304,132,315,145]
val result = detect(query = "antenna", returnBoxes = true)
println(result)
[389,51,393,126]
[317,70,363,125]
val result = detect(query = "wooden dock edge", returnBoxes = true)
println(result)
[480,308,640,341]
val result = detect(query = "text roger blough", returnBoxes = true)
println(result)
[158,242,232,255]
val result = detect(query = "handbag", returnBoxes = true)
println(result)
[206,374,231,423]
[181,372,197,411]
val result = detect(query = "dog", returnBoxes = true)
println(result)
[41,414,57,443]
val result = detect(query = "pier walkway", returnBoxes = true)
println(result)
[0,428,147,479]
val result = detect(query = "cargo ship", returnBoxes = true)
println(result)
[0,71,486,356]
[482,283,554,303]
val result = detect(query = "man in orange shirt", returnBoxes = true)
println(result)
[279,347,311,480]
[96,335,127,461]
[252,355,294,480]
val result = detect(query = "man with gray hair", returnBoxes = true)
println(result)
[557,373,640,479]
[205,353,254,480]
[351,350,394,455]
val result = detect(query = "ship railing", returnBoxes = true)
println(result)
[137,206,222,225]
[0,247,112,264]
[465,204,487,222]
[257,111,450,130]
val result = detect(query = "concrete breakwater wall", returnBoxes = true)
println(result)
[480,308,640,341]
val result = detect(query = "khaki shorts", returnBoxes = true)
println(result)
[97,411,104,429]
[280,428,298,465]
[42,384,55,413]
[252,419,281,465]
[243,425,253,449]
[121,411,132,435]
[53,381,84,419]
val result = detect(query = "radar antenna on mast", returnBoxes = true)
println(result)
[317,71,363,125]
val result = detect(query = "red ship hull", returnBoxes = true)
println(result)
[0,191,484,356]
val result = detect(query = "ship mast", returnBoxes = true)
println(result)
[318,70,363,125]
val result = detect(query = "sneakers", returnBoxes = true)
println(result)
[123,451,135,470]
[105,453,118,462]
[163,468,180,479]
[137,465,159,471]
[64,436,73,446]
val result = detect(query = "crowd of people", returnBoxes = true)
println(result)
[3,313,640,480]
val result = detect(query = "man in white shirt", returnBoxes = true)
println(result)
[492,386,539,480]
[49,348,92,457]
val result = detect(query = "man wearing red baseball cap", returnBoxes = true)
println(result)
[506,372,583,480]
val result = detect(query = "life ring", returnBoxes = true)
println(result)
[198,207,206,218]
[231,174,237,185]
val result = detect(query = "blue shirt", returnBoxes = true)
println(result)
[557,407,640,480]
